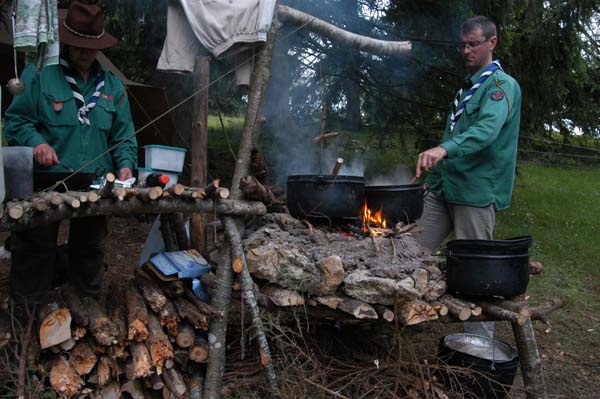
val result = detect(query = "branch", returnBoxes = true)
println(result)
[278,5,412,56]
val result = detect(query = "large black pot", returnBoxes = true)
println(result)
[437,333,519,399]
[445,236,532,297]
[287,174,364,221]
[364,184,424,224]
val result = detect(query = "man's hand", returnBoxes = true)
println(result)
[118,168,133,181]
[416,146,448,179]
[33,143,59,166]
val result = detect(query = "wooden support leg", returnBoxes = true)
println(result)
[512,320,548,399]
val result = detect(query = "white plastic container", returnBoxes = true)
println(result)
[137,167,180,189]
[144,145,186,173]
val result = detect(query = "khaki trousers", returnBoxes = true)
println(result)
[415,193,496,337]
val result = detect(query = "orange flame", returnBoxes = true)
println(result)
[361,200,387,232]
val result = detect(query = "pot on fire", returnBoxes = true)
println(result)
[364,184,425,224]
[287,174,364,221]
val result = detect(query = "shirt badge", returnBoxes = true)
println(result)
[491,91,504,101]
[100,93,114,101]
[53,101,63,112]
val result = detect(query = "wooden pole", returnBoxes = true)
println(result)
[512,320,548,399]
[191,56,210,254]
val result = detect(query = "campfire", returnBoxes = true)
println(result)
[361,199,388,235]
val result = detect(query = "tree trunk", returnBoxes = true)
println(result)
[126,284,150,342]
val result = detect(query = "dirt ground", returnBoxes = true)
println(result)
[0,217,598,398]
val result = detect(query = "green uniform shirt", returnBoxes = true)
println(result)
[426,65,522,211]
[5,62,137,175]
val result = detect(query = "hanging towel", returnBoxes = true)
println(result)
[157,0,276,74]
[13,0,60,69]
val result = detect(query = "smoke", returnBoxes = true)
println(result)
[366,164,414,185]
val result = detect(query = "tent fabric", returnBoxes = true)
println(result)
[157,0,276,73]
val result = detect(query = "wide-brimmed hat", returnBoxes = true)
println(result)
[59,2,117,50]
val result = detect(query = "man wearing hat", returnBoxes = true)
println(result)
[5,2,137,300]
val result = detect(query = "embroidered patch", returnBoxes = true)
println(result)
[100,93,114,101]
[491,91,504,101]
[53,101,63,112]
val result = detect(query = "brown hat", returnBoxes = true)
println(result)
[59,2,117,50]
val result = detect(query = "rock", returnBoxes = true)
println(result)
[343,270,420,305]
[423,280,447,302]
[246,242,319,292]
[412,268,429,296]
[315,256,344,295]
[262,286,305,306]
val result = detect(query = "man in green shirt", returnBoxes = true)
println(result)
[5,2,137,300]
[414,16,521,336]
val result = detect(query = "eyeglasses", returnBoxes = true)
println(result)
[456,37,490,50]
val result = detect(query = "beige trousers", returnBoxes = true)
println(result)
[415,193,496,337]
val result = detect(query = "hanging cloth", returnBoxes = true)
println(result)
[60,58,105,125]
[449,60,503,132]
[13,0,60,69]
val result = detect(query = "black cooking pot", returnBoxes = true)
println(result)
[34,171,97,192]
[445,236,532,297]
[437,333,519,399]
[364,184,424,224]
[287,174,364,220]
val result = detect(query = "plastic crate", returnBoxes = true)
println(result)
[137,167,180,188]
[143,145,186,172]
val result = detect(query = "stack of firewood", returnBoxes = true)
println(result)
[36,268,220,398]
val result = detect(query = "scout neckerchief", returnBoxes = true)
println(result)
[60,58,105,125]
[449,60,503,132]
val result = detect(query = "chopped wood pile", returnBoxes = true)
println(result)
[32,268,218,398]
[0,173,267,232]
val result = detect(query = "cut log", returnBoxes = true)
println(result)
[135,268,168,312]
[337,297,378,320]
[529,298,563,322]
[453,297,482,317]
[167,184,186,196]
[431,301,449,317]
[39,308,72,349]
[7,202,24,219]
[97,356,120,387]
[70,342,97,376]
[146,373,165,390]
[72,326,86,341]
[529,261,543,275]
[262,285,305,306]
[374,304,395,322]
[440,295,471,321]
[98,382,121,399]
[81,296,119,346]
[183,287,222,318]
[159,299,181,337]
[314,295,343,309]
[50,356,83,397]
[147,313,174,373]
[98,172,116,198]
[175,323,195,349]
[106,284,127,341]
[396,299,438,325]
[121,380,146,399]
[491,298,532,318]
[60,286,89,326]
[163,367,187,397]
[204,180,220,197]
[480,301,528,326]
[173,297,209,330]
[239,175,276,205]
[126,284,150,342]
[108,342,127,361]
[189,336,209,363]
[129,342,153,378]
[32,197,48,212]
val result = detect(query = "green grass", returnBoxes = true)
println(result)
[495,163,600,312]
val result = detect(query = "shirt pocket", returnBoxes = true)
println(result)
[40,91,77,128]
[92,99,116,133]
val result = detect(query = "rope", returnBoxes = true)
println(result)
[31,15,317,197]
